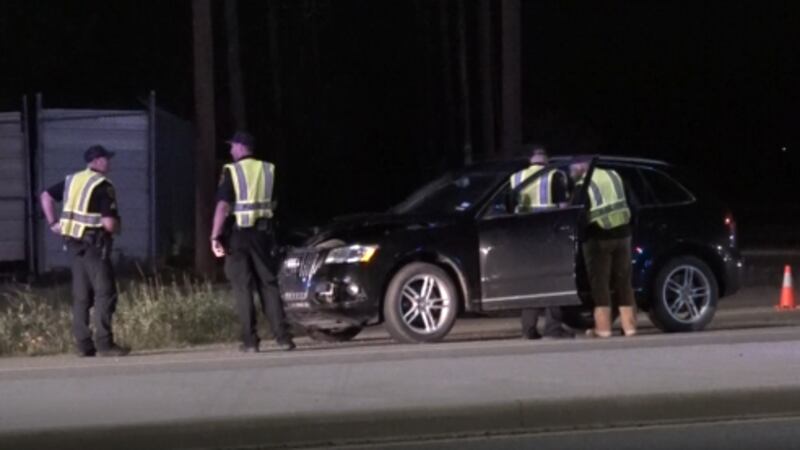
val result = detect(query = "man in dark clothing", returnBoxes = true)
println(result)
[510,146,575,340]
[40,145,130,357]
[211,131,295,352]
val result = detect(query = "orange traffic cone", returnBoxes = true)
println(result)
[777,265,796,310]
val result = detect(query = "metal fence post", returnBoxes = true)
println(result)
[21,95,36,275]
[34,92,44,274]
[148,91,157,268]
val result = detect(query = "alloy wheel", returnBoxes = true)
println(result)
[398,274,453,334]
[662,265,711,324]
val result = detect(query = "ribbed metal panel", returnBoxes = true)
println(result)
[0,112,26,262]
[38,109,151,270]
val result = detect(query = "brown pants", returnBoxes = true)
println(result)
[582,236,635,307]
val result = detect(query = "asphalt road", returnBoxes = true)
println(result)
[1,288,800,449]
[328,417,800,450]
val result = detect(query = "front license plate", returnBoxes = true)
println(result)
[284,291,308,301]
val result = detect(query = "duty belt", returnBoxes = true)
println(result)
[234,218,273,232]
[65,229,108,245]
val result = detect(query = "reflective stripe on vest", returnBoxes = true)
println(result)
[509,164,557,210]
[225,159,275,227]
[586,168,631,230]
[59,169,108,238]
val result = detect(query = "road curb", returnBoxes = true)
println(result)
[4,387,800,449]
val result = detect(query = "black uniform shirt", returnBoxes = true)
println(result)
[216,169,236,204]
[46,174,119,218]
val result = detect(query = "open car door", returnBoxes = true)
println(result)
[476,158,591,311]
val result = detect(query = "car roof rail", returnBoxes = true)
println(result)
[548,155,671,167]
[465,154,672,171]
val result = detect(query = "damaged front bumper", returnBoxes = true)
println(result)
[278,248,381,329]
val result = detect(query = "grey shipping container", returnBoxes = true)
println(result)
[0,110,32,266]
[35,93,194,272]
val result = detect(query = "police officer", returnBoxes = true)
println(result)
[510,146,574,340]
[210,131,295,352]
[40,145,129,357]
[570,158,637,337]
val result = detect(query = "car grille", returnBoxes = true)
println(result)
[301,251,324,279]
[285,249,324,280]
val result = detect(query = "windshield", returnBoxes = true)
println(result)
[392,171,505,215]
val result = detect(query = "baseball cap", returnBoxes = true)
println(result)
[84,145,115,163]
[226,131,255,148]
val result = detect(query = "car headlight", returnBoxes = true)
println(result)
[283,257,301,269]
[324,245,379,264]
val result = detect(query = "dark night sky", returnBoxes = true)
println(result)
[1,0,798,227]
[522,1,799,179]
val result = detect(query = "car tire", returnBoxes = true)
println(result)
[306,327,363,343]
[649,256,718,332]
[383,263,458,343]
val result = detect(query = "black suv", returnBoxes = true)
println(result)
[278,156,743,343]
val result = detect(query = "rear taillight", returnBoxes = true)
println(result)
[724,213,735,230]
[724,212,737,247]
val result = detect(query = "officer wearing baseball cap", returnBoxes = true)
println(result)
[226,130,255,148]
[210,131,295,352]
[40,144,130,357]
[83,144,115,162]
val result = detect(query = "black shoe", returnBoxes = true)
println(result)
[98,345,131,357]
[239,343,260,353]
[76,348,96,358]
[276,339,296,351]
[522,330,542,340]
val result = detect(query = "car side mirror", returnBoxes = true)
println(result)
[489,202,508,216]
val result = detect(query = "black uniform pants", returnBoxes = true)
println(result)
[224,227,290,346]
[68,241,118,352]
[521,307,566,337]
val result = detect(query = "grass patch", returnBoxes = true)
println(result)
[0,285,72,356]
[0,275,242,356]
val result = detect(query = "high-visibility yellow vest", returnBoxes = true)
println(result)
[224,158,275,227]
[509,164,557,211]
[584,168,631,230]
[59,169,109,238]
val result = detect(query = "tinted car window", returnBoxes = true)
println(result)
[668,167,720,203]
[392,172,503,215]
[484,163,578,218]
[640,168,694,205]
[604,165,654,206]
